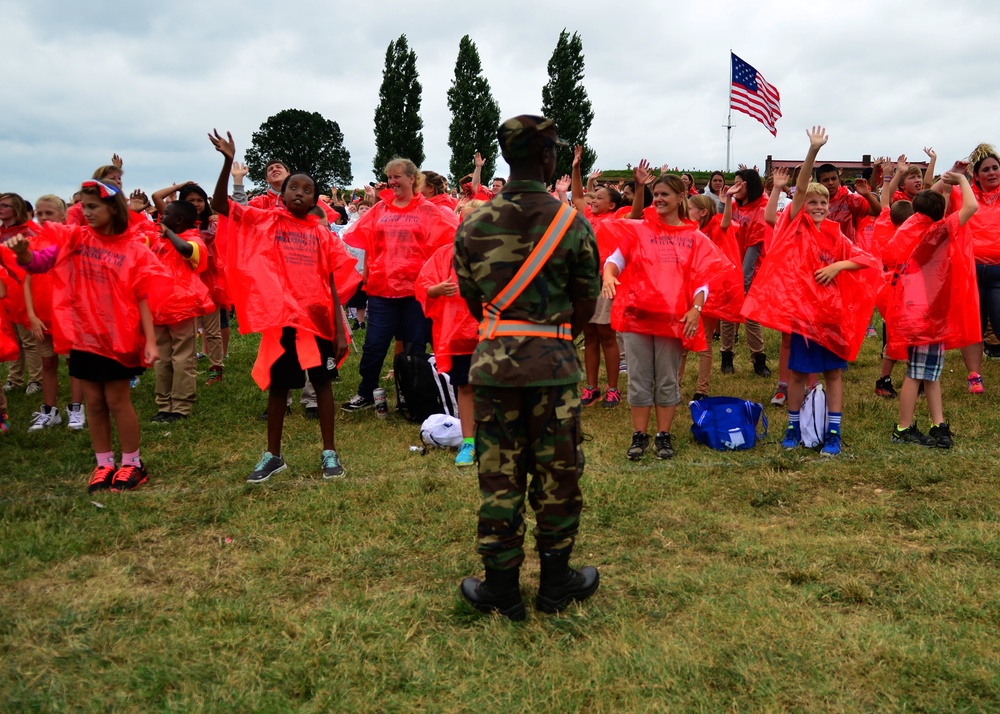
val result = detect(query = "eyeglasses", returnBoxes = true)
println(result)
[0,203,13,209]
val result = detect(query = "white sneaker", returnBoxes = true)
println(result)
[28,405,63,431]
[25,381,42,395]
[67,403,86,430]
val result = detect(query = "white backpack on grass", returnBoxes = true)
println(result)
[800,382,828,448]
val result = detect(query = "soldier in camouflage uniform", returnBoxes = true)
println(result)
[453,115,601,620]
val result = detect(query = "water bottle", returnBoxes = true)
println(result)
[374,387,388,417]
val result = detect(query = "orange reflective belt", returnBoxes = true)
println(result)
[479,203,576,341]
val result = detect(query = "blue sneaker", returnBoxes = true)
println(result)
[129,375,141,389]
[455,442,476,467]
[321,449,345,479]
[781,423,801,450]
[820,428,841,457]
[247,451,286,483]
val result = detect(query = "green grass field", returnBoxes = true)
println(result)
[2,318,999,712]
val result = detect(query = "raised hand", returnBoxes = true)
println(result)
[633,159,651,186]
[473,151,484,168]
[854,178,871,196]
[231,161,249,182]
[111,153,123,170]
[923,147,936,160]
[128,190,149,212]
[806,126,828,150]
[573,145,583,168]
[589,168,603,180]
[208,129,236,160]
[555,174,571,193]
[771,166,790,190]
[895,154,910,174]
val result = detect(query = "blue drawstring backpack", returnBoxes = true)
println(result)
[689,397,768,451]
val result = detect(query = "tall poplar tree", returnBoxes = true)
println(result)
[446,35,501,185]
[372,34,424,178]
[245,109,353,190]
[541,29,596,179]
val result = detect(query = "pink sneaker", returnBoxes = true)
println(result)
[581,386,601,407]
[968,372,984,394]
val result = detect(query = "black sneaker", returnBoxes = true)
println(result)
[928,423,953,449]
[891,424,936,447]
[627,431,649,461]
[247,452,286,483]
[874,376,898,398]
[304,406,318,419]
[654,431,674,459]
[341,394,374,413]
[151,411,173,423]
[167,413,188,423]
[691,392,708,402]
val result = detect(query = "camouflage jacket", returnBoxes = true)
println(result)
[454,179,600,387]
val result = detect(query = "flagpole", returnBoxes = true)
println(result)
[725,50,734,173]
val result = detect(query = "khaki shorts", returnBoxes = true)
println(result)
[588,294,612,325]
[38,333,56,359]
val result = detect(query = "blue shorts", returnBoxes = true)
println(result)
[448,353,472,387]
[788,333,847,374]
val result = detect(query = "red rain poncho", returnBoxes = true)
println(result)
[741,210,881,361]
[149,228,215,325]
[698,214,745,323]
[222,202,361,339]
[825,185,870,243]
[584,208,620,265]
[732,194,771,256]
[429,193,459,212]
[37,222,172,367]
[946,185,1000,265]
[870,208,900,320]
[414,242,479,375]
[20,222,64,331]
[0,221,41,325]
[601,208,732,352]
[343,190,458,297]
[250,189,338,225]
[0,311,16,362]
[883,213,979,358]
[199,225,230,308]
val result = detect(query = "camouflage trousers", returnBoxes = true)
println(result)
[473,383,585,570]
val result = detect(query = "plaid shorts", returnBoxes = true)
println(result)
[907,343,944,381]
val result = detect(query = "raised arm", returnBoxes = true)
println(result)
[586,168,602,194]
[628,160,651,219]
[765,167,790,228]
[788,126,828,221]
[570,145,588,213]
[208,129,235,217]
[945,172,979,226]
[152,182,191,214]
[855,178,879,216]
[923,147,937,186]
[471,152,484,195]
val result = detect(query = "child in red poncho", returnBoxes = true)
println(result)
[571,145,623,409]
[149,201,214,423]
[6,180,169,492]
[209,130,355,482]
[601,168,731,461]
[22,194,87,431]
[0,192,43,396]
[744,127,880,457]
[883,174,980,449]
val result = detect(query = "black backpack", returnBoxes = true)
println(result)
[393,349,453,423]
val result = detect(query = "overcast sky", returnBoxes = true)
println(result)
[3,0,999,202]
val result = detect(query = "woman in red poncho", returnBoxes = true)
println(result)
[600,168,730,462]
[209,130,355,482]
[341,157,459,412]
[6,180,168,493]
[420,170,459,213]
[719,169,771,378]
[939,143,1000,394]
[570,145,623,409]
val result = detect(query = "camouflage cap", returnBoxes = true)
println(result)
[497,115,567,160]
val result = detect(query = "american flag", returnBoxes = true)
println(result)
[730,53,782,136]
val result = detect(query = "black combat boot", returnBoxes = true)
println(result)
[535,550,600,614]
[752,352,771,378]
[460,567,526,621]
[720,350,735,374]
